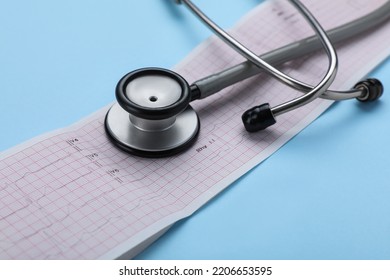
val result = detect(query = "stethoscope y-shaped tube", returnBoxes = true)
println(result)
[178,0,337,128]
[177,0,385,131]
[191,1,390,101]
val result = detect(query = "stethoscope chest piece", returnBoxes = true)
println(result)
[105,68,200,157]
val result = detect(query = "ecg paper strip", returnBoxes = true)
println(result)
[1,0,390,259]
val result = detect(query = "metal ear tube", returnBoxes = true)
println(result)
[241,78,384,132]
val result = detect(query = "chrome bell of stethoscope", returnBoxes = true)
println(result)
[105,68,200,157]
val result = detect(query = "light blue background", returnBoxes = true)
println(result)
[0,1,389,259]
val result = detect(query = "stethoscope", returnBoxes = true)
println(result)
[105,0,389,157]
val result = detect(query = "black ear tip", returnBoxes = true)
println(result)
[241,103,276,132]
[355,78,384,102]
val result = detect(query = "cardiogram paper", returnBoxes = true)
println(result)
[0,0,389,259]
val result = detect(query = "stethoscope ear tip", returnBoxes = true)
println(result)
[241,103,277,132]
[355,78,383,102]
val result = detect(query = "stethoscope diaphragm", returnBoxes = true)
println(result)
[105,68,200,157]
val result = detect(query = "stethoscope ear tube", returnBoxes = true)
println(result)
[189,1,390,101]
[181,0,339,131]
[182,0,387,132]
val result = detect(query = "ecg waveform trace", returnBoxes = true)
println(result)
[1,0,389,259]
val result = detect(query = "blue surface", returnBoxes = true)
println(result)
[1,1,390,259]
